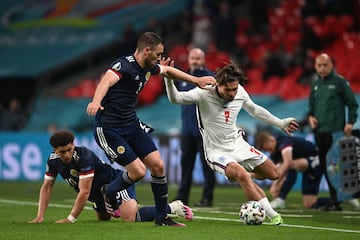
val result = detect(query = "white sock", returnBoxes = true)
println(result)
[273,197,285,204]
[348,198,360,208]
[259,197,278,218]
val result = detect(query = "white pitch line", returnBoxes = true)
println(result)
[194,216,360,234]
[0,199,93,210]
[1,198,359,234]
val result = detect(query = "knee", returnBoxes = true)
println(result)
[96,212,111,221]
[119,200,138,222]
[226,164,251,183]
[130,165,147,180]
[149,160,165,176]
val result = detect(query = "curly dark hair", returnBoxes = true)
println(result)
[49,130,74,148]
[215,62,248,86]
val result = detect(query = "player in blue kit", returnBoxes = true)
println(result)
[29,130,193,224]
[255,131,325,209]
[86,32,215,226]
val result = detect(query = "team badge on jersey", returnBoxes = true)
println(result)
[70,169,78,177]
[112,62,121,71]
[117,146,125,154]
[145,71,151,81]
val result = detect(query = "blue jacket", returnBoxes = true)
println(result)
[178,67,214,137]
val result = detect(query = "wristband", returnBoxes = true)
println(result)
[67,214,77,223]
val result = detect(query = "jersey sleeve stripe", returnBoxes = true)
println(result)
[44,174,55,180]
[79,172,94,179]
[108,69,122,79]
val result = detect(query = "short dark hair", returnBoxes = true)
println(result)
[254,131,272,150]
[49,130,74,148]
[136,32,164,51]
[215,62,247,86]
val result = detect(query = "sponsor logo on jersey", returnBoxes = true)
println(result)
[117,146,125,154]
[145,71,151,81]
[70,169,78,177]
[112,62,121,71]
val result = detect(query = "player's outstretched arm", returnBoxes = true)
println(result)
[161,64,215,89]
[28,180,54,223]
[243,98,298,135]
[55,177,92,223]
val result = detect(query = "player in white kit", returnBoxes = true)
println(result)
[164,62,298,225]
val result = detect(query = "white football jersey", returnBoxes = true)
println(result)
[165,78,285,152]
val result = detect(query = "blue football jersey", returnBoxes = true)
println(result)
[45,146,121,202]
[271,135,318,163]
[95,55,161,128]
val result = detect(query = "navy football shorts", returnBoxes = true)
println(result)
[94,120,157,165]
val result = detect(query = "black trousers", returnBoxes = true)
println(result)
[314,131,339,205]
[175,135,216,204]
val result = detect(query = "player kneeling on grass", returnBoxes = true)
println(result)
[28,130,193,224]
[255,131,324,209]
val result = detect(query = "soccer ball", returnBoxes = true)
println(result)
[239,200,266,225]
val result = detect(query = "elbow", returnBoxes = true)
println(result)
[168,97,178,104]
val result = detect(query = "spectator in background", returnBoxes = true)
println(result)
[173,48,216,207]
[297,56,316,86]
[214,0,237,52]
[262,50,286,81]
[308,53,359,211]
[249,0,269,34]
[0,101,4,130]
[1,98,26,131]
[119,23,137,55]
[190,0,213,51]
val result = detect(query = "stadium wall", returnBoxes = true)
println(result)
[0,132,328,193]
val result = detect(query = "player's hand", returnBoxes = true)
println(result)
[196,76,216,90]
[160,56,171,66]
[308,115,318,129]
[28,217,44,223]
[86,102,104,116]
[281,117,299,135]
[344,123,353,137]
[55,218,72,224]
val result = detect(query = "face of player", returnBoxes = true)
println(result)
[217,81,238,102]
[314,56,333,79]
[188,49,205,72]
[54,142,75,164]
[144,43,164,68]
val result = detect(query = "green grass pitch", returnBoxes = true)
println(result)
[0,181,359,240]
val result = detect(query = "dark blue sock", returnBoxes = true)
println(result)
[107,171,135,196]
[136,205,171,222]
[151,175,168,222]
[311,197,331,208]
[279,169,297,200]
